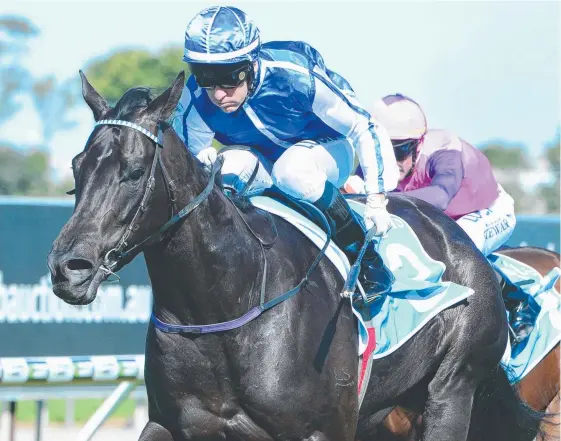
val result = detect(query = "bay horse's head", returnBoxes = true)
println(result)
[47,70,186,305]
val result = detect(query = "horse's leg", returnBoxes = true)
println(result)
[138,421,174,441]
[417,311,501,441]
[382,407,418,440]
[420,369,477,441]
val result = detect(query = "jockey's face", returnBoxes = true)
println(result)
[397,154,414,182]
[206,80,249,113]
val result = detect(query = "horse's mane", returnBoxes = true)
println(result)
[113,87,154,119]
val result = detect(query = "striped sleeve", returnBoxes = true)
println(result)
[170,84,215,156]
[310,75,399,194]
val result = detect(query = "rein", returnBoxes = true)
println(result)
[90,119,331,334]
[96,120,175,273]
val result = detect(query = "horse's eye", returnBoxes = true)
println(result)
[129,169,144,181]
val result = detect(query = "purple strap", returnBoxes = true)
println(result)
[150,306,263,334]
[149,201,331,335]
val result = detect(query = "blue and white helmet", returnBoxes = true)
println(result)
[183,6,261,65]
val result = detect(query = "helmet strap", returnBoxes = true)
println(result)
[403,136,423,180]
[222,61,257,113]
[404,149,418,180]
[247,59,259,96]
[235,60,258,111]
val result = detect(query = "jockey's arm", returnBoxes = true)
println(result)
[310,77,399,196]
[405,150,464,210]
[170,86,216,165]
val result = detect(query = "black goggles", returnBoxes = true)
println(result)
[189,62,251,89]
[392,139,419,161]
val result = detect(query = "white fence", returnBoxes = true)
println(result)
[0,355,147,441]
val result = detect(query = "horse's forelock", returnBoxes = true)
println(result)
[84,87,156,155]
[111,87,155,119]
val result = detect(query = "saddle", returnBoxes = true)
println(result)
[262,187,331,233]
[226,186,333,243]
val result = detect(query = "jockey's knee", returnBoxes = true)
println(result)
[483,190,517,254]
[488,211,516,254]
[220,149,262,193]
[456,216,486,252]
[457,206,516,256]
[272,142,327,202]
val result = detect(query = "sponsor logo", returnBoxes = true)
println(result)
[0,272,152,324]
[484,219,511,240]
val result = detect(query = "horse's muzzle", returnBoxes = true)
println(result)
[48,249,99,304]
[49,251,95,285]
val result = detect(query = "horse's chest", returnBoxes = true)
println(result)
[146,361,275,440]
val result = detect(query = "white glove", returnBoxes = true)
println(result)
[196,147,218,169]
[364,193,392,236]
[342,175,365,194]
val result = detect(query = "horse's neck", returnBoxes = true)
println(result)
[144,135,262,326]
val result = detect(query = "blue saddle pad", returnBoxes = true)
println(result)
[488,253,561,383]
[346,200,475,360]
[249,195,560,396]
[249,196,475,360]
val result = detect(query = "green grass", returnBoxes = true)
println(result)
[15,398,136,424]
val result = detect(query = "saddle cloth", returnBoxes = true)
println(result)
[489,253,561,383]
[248,196,560,399]
[249,196,474,399]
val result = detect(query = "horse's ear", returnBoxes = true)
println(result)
[79,70,109,122]
[145,70,186,122]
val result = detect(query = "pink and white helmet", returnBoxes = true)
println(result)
[370,94,427,141]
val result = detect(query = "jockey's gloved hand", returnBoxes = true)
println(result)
[342,175,365,194]
[364,193,391,236]
[196,147,218,169]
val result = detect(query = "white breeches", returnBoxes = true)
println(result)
[456,185,516,256]
[219,139,354,202]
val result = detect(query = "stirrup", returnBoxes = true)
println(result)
[508,323,533,345]
[222,185,237,198]
[353,288,389,306]
[508,324,522,345]
[340,229,377,301]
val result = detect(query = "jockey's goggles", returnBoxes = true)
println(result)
[189,61,251,89]
[392,139,419,162]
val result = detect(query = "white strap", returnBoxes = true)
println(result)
[95,119,163,146]
[183,38,259,62]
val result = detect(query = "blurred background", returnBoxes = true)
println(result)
[0,0,559,440]
[1,0,560,213]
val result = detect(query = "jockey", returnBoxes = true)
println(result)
[171,6,400,299]
[344,93,537,341]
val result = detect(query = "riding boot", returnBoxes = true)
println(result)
[500,277,541,344]
[222,185,237,198]
[313,182,395,300]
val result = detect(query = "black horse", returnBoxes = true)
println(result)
[47,71,544,441]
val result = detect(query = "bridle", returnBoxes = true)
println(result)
[84,118,333,334]
[91,119,222,277]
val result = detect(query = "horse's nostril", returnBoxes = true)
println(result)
[60,258,95,285]
[65,259,94,272]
